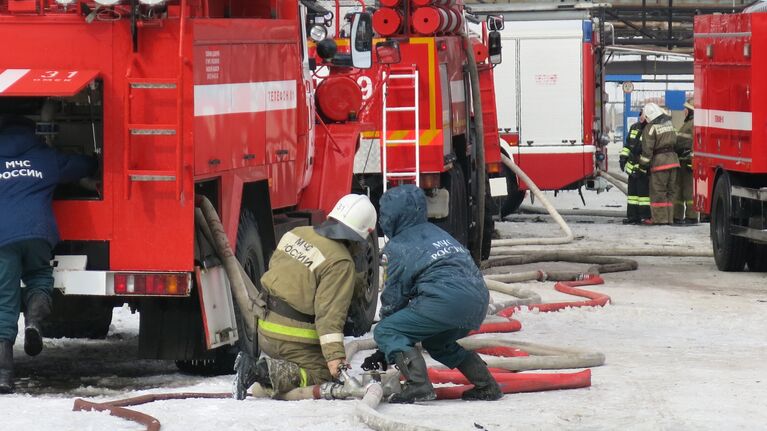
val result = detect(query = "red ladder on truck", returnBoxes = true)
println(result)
[382,66,420,192]
[123,6,187,201]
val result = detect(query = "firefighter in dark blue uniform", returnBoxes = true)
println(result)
[361,185,502,403]
[619,113,651,224]
[0,115,97,393]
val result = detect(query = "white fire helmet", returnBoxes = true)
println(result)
[643,103,665,122]
[315,194,377,242]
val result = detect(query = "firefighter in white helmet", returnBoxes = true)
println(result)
[673,98,698,224]
[639,103,680,225]
[233,194,377,400]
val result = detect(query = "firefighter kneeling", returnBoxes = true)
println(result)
[233,194,377,399]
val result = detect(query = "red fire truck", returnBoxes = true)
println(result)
[316,0,503,260]
[693,6,767,272]
[0,0,380,373]
[464,4,608,216]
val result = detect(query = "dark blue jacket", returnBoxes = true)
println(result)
[0,124,97,249]
[378,185,488,329]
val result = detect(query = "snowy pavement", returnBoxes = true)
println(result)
[3,183,767,430]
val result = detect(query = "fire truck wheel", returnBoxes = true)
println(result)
[481,187,495,261]
[499,165,526,218]
[344,231,380,337]
[39,292,113,339]
[433,165,469,247]
[746,243,767,272]
[231,210,265,360]
[176,211,265,375]
[711,173,747,271]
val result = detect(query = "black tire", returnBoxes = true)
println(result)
[711,173,747,271]
[499,164,526,218]
[40,293,113,339]
[481,180,495,261]
[344,231,380,337]
[746,242,767,272]
[433,165,469,247]
[176,211,264,375]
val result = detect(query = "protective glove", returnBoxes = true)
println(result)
[361,350,388,371]
[619,156,627,172]
[625,161,635,175]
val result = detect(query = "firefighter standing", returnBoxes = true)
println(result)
[639,103,680,225]
[232,194,377,400]
[362,185,502,403]
[0,115,97,394]
[673,99,698,224]
[619,112,651,224]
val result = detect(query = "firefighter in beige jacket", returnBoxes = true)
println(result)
[639,103,680,225]
[233,194,377,399]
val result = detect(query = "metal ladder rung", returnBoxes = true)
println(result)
[127,170,177,182]
[129,124,178,135]
[382,68,419,191]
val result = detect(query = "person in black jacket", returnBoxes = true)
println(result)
[619,112,651,224]
[0,115,97,394]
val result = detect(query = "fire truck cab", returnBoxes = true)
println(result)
[0,0,379,373]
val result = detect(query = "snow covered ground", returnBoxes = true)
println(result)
[3,160,767,430]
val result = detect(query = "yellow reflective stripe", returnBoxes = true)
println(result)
[259,320,319,340]
[620,147,631,156]
[299,368,308,387]
[639,156,651,164]
[630,130,639,138]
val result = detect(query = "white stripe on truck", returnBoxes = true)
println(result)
[193,80,297,117]
[695,109,752,132]
[0,69,30,93]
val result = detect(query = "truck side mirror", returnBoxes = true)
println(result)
[349,12,373,69]
[487,15,504,31]
[488,31,502,64]
[375,40,401,65]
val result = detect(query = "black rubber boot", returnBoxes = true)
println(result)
[388,349,436,404]
[232,352,270,400]
[24,293,51,357]
[0,341,14,394]
[457,352,503,401]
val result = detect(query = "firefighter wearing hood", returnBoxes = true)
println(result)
[362,184,502,403]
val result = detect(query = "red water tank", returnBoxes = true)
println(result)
[316,76,363,122]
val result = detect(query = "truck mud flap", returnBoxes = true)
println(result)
[195,265,239,350]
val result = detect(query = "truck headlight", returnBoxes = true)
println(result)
[139,0,165,5]
[55,0,76,5]
[94,0,121,5]
[310,25,328,43]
